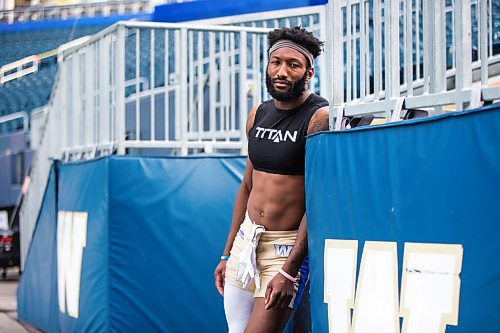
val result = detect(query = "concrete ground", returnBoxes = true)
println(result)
[0,267,40,333]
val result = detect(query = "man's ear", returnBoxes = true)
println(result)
[307,66,314,81]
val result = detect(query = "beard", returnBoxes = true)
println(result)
[265,71,308,102]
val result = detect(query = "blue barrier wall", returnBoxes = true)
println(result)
[19,103,500,332]
[152,0,327,22]
[57,158,110,332]
[18,155,246,332]
[107,156,244,332]
[305,103,500,332]
[17,165,59,333]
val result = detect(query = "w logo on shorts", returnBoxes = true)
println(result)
[274,244,293,257]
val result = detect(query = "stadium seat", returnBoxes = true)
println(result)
[0,25,109,134]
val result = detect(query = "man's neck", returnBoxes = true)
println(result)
[273,91,311,110]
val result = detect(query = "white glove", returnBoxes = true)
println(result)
[236,224,265,289]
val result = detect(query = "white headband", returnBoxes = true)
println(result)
[268,40,315,66]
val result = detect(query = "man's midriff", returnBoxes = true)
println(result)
[247,169,305,231]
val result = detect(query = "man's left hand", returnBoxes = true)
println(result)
[264,273,294,310]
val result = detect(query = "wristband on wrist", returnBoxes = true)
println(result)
[279,268,298,283]
[220,255,230,260]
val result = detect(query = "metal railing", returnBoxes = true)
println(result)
[19,21,273,266]
[0,56,40,85]
[191,5,328,96]
[326,0,500,128]
[56,21,273,157]
[0,0,150,24]
[0,36,90,85]
[0,111,29,132]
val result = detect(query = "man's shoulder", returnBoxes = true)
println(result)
[306,95,330,134]
[308,93,329,108]
[261,99,274,107]
[252,99,273,116]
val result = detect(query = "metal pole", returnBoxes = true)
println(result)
[239,31,248,154]
[454,0,472,110]
[479,0,488,86]
[180,28,189,155]
[329,0,344,129]
[116,25,126,155]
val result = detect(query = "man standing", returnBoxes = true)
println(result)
[214,27,329,333]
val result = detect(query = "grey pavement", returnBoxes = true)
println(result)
[0,267,40,333]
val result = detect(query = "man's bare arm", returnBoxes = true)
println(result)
[214,105,259,296]
[222,104,259,256]
[307,106,330,135]
[221,159,253,256]
[264,215,307,309]
[281,215,308,277]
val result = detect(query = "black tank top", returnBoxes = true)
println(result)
[248,93,329,175]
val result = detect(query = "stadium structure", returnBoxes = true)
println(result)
[0,0,499,332]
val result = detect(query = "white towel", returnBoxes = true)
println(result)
[236,223,265,289]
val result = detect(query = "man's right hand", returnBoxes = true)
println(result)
[214,260,227,296]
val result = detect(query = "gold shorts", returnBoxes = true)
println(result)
[225,212,309,309]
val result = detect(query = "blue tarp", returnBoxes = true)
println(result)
[17,155,246,332]
[305,103,500,332]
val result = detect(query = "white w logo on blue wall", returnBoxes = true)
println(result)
[324,240,463,333]
[57,211,88,319]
